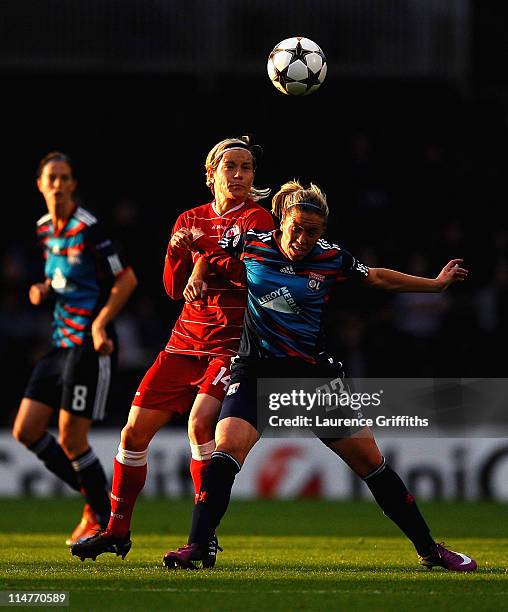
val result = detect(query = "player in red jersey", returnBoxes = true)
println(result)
[71,136,274,564]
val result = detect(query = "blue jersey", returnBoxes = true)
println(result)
[36,206,129,348]
[197,229,369,362]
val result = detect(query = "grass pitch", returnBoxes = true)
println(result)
[0,498,506,611]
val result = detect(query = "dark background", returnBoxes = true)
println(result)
[2,1,508,429]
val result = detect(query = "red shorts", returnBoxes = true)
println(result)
[133,351,232,414]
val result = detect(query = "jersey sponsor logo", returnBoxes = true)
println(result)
[50,267,77,293]
[51,267,68,291]
[258,286,302,315]
[212,222,240,234]
[280,265,295,275]
[307,271,325,291]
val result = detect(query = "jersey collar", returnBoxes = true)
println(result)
[212,200,245,217]
[53,203,78,236]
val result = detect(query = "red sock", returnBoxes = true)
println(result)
[107,457,147,537]
[190,458,211,503]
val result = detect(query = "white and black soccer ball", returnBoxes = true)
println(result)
[267,37,327,96]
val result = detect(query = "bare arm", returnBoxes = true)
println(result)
[190,231,246,286]
[183,256,210,303]
[163,227,194,300]
[91,267,138,355]
[365,259,468,292]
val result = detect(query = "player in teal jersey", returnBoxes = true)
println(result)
[163,179,476,573]
[12,152,138,545]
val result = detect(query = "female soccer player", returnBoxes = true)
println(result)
[12,151,138,545]
[71,136,274,564]
[163,179,477,572]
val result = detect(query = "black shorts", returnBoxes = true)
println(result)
[219,355,363,441]
[23,341,116,421]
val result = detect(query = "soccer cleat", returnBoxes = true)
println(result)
[65,503,101,546]
[419,542,477,572]
[202,534,223,569]
[163,543,204,570]
[70,530,132,562]
[163,534,223,570]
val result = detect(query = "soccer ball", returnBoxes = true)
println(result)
[267,37,327,96]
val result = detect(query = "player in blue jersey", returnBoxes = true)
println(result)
[12,151,138,545]
[163,179,477,573]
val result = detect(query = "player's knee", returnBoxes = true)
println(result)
[59,429,88,458]
[188,413,215,444]
[120,422,151,451]
[352,450,384,478]
[12,421,39,447]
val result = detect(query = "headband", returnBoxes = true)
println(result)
[222,144,249,152]
[285,202,324,213]
[215,142,263,167]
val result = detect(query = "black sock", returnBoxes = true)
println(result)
[363,458,436,556]
[28,432,80,492]
[71,448,111,528]
[188,451,241,549]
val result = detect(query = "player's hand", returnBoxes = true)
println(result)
[91,322,114,355]
[170,228,194,251]
[436,258,469,290]
[29,281,51,305]
[189,227,205,244]
[183,279,208,302]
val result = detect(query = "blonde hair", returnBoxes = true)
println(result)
[205,136,271,201]
[271,180,329,221]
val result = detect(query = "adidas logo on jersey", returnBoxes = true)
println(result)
[280,265,295,275]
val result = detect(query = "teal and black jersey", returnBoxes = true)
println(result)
[195,229,369,363]
[36,206,130,348]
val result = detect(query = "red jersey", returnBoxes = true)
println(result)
[163,199,274,357]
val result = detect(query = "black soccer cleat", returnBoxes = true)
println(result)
[70,530,132,562]
[202,533,223,568]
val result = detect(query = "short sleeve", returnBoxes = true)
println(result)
[86,222,129,277]
[335,249,370,281]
